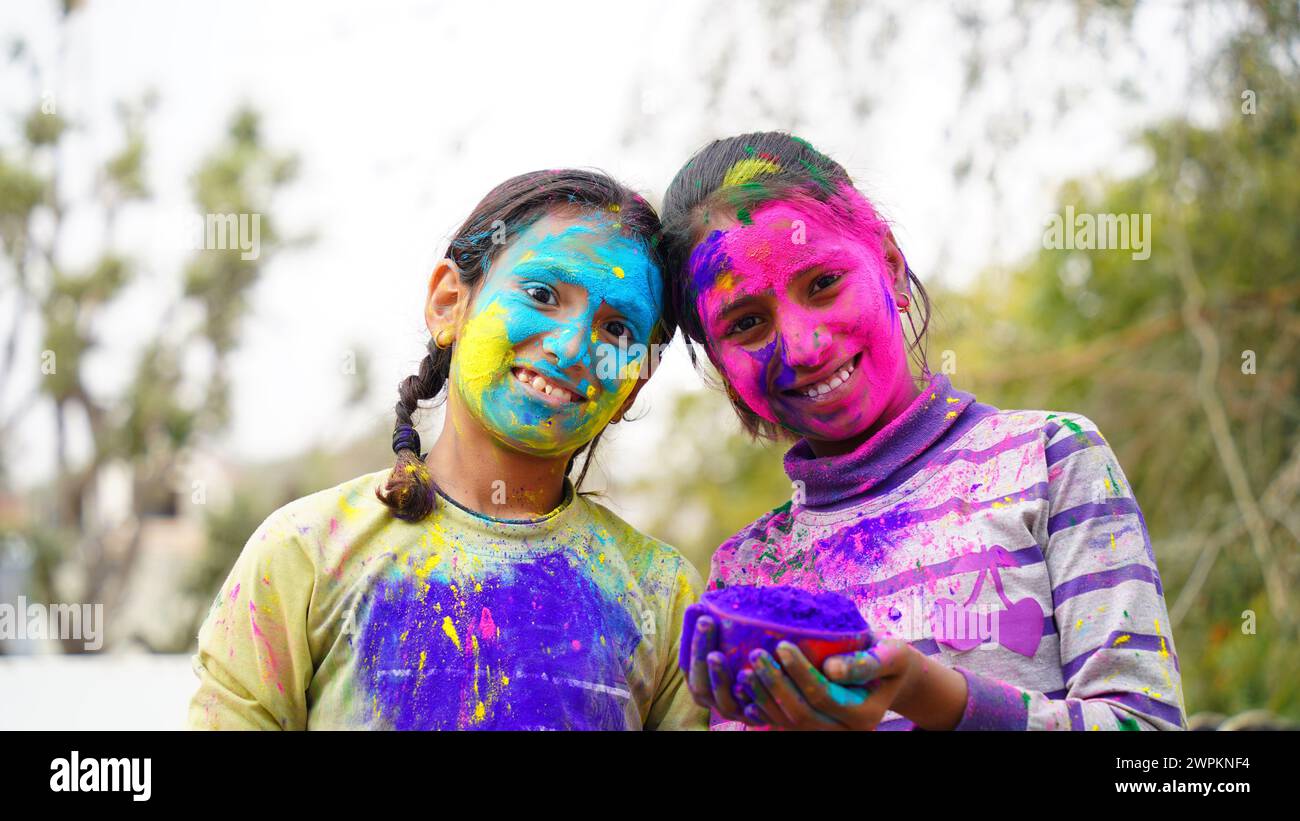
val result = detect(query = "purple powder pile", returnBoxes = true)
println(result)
[707,585,868,632]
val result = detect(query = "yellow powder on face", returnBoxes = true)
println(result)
[612,266,625,278]
[722,157,782,187]
[454,302,515,416]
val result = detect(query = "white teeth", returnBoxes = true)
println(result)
[798,357,858,399]
[516,369,575,402]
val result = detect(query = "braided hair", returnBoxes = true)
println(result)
[376,169,672,521]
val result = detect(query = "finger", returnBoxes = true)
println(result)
[775,642,848,720]
[687,617,717,702]
[733,679,753,707]
[742,703,771,727]
[823,649,878,687]
[751,649,817,727]
[737,670,778,727]
[707,652,745,721]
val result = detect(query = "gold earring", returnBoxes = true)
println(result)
[434,328,455,349]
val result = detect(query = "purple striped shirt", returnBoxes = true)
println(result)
[708,373,1186,731]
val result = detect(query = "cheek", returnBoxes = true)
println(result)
[714,342,782,424]
[455,300,515,404]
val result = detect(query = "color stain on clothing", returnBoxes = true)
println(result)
[357,552,641,730]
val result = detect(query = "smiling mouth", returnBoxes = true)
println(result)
[782,353,860,402]
[512,367,587,405]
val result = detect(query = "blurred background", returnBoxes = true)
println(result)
[0,0,1296,729]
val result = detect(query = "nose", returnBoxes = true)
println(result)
[542,318,589,370]
[779,321,833,370]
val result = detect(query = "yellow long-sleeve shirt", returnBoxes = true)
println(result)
[187,468,705,731]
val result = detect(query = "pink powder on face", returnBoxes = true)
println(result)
[690,186,913,442]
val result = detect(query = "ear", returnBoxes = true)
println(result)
[425,259,470,339]
[880,229,909,294]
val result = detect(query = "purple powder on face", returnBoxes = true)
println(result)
[705,585,868,632]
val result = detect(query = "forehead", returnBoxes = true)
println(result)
[490,208,664,317]
[691,198,852,296]
[491,210,651,274]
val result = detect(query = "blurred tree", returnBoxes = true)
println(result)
[0,2,304,652]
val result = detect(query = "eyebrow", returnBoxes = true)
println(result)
[705,247,853,316]
[712,291,771,320]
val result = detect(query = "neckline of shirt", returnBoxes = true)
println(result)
[783,372,977,510]
[422,478,597,558]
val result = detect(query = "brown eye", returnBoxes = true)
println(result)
[525,285,557,305]
[810,273,842,296]
[604,320,629,340]
[725,315,763,337]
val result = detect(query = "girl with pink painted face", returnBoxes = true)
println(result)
[659,132,1186,731]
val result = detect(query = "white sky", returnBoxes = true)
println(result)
[1,0,1226,505]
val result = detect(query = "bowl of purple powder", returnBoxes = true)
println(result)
[678,584,873,682]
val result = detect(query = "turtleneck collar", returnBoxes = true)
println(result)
[783,373,977,509]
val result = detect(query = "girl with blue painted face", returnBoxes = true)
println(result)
[188,171,706,731]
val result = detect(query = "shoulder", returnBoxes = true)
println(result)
[576,495,702,594]
[957,403,1109,455]
[996,409,1132,511]
[276,467,393,522]
[246,467,395,564]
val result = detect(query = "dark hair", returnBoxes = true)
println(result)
[376,169,673,521]
[659,131,932,440]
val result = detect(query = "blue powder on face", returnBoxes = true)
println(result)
[704,584,867,633]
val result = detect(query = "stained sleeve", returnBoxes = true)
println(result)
[187,509,317,730]
[644,556,709,730]
[955,413,1186,731]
